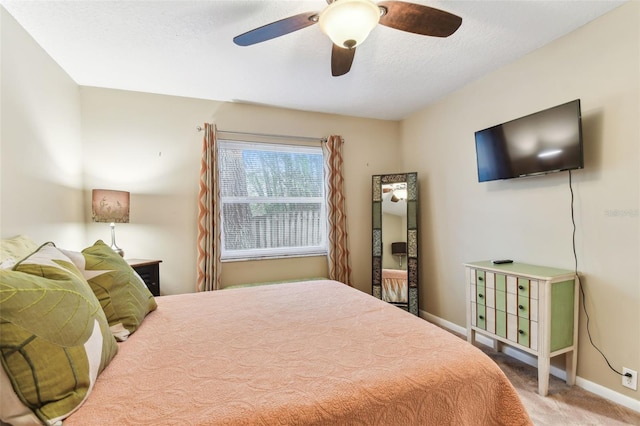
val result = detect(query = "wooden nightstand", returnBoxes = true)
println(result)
[127,259,162,296]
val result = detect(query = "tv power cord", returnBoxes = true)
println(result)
[569,170,626,378]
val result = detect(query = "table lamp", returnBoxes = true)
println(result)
[391,242,407,268]
[92,189,130,256]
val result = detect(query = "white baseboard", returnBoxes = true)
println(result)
[420,309,640,414]
[574,376,640,414]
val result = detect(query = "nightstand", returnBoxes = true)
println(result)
[127,259,162,296]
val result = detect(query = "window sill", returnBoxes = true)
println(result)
[221,252,327,263]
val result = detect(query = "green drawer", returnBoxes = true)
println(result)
[517,278,530,297]
[517,317,530,347]
[496,290,506,312]
[496,309,507,338]
[476,285,486,306]
[496,274,506,292]
[477,304,486,330]
[517,295,530,319]
[474,269,486,306]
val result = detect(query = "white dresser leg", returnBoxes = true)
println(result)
[493,338,501,352]
[566,350,577,386]
[538,355,551,396]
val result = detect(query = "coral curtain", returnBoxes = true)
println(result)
[196,123,222,291]
[323,135,352,286]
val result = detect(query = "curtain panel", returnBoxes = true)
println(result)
[323,135,353,286]
[196,123,222,291]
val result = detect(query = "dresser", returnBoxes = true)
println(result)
[465,261,578,396]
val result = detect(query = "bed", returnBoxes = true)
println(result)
[1,237,532,426]
[382,268,408,303]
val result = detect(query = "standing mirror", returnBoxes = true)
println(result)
[372,172,418,315]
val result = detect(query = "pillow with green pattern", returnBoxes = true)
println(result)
[0,242,118,425]
[0,234,39,268]
[62,240,157,341]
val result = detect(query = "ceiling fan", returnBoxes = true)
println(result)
[383,184,407,202]
[233,0,462,77]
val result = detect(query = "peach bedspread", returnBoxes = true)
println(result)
[65,280,532,426]
[382,268,407,303]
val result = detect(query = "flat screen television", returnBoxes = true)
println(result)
[474,99,583,182]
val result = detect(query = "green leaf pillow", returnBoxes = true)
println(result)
[62,240,157,341]
[0,242,118,425]
[0,235,39,268]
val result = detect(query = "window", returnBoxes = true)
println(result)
[218,140,327,260]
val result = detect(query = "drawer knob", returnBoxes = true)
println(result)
[518,305,524,310]
[518,330,525,335]
[478,294,484,299]
[518,285,524,290]
[479,315,484,320]
[478,277,484,281]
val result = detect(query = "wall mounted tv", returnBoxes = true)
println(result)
[474,99,583,182]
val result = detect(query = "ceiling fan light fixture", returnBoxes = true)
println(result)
[394,188,408,200]
[319,0,380,49]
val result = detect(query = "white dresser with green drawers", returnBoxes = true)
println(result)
[465,261,579,396]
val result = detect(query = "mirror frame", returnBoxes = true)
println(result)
[372,172,419,315]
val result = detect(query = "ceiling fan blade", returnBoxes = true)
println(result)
[233,12,319,46]
[331,45,356,77]
[378,1,462,38]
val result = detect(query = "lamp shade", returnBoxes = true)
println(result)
[391,242,407,256]
[92,189,130,223]
[319,0,380,49]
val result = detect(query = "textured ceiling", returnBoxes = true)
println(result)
[1,0,625,120]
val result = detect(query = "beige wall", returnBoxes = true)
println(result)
[1,4,401,297]
[80,88,401,295]
[401,2,639,401]
[1,8,85,247]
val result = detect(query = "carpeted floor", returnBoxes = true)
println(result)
[479,345,640,425]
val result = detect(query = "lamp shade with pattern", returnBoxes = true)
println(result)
[391,242,407,256]
[92,189,130,256]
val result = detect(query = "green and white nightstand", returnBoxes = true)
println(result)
[465,261,579,396]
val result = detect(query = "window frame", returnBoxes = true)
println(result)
[217,139,328,261]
